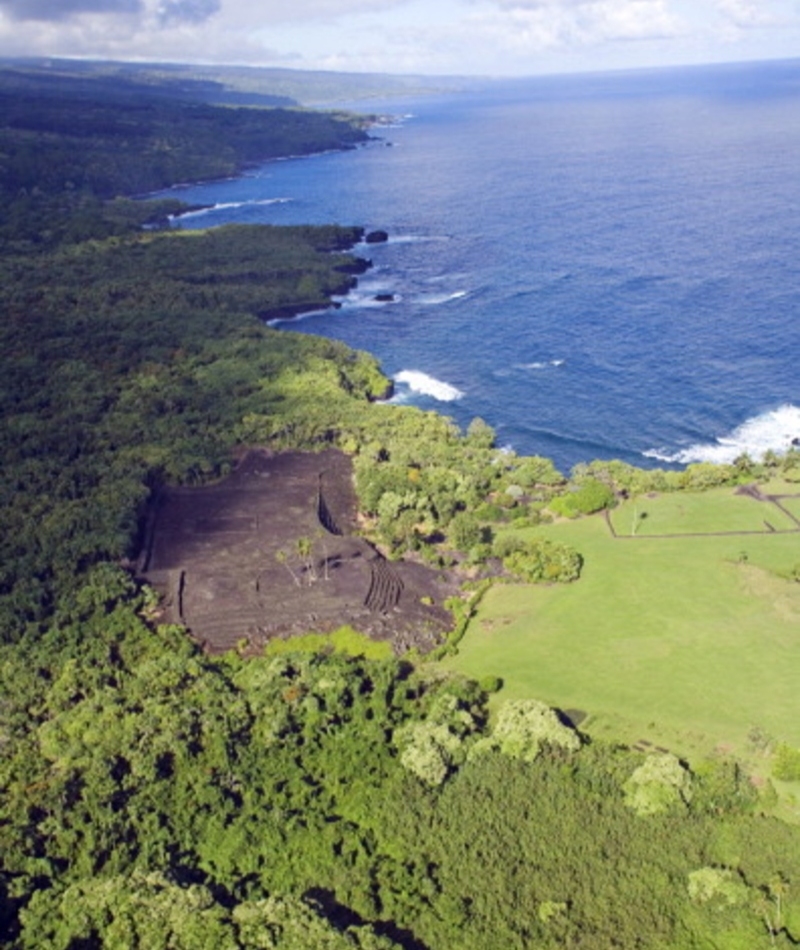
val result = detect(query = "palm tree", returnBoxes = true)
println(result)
[275,549,300,587]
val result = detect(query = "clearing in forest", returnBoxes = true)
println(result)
[444,486,800,762]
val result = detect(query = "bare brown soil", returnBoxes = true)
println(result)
[138,449,455,654]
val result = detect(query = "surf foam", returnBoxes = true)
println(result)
[517,359,565,370]
[418,290,469,305]
[393,370,464,402]
[644,404,800,465]
[170,198,291,221]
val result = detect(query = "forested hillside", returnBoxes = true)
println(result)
[2,67,800,950]
[0,66,368,252]
[1,56,472,107]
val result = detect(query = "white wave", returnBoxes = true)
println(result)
[393,370,464,402]
[333,291,400,310]
[517,359,565,370]
[426,271,469,284]
[371,113,414,128]
[644,404,800,465]
[418,290,469,305]
[388,234,450,245]
[265,307,331,327]
[170,198,291,221]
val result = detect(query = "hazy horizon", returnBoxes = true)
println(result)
[0,0,799,80]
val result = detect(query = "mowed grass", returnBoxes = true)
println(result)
[777,495,800,521]
[609,486,799,536]
[443,502,800,762]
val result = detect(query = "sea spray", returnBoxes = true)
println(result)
[644,404,800,465]
[394,370,464,402]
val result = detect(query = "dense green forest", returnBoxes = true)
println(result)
[2,66,800,950]
[0,65,368,253]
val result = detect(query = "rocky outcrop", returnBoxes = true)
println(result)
[335,257,372,275]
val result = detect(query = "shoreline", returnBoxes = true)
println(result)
[261,228,388,325]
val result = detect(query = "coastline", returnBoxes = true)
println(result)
[260,228,383,325]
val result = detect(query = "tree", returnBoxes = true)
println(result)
[448,512,483,552]
[296,537,317,584]
[466,417,496,449]
[623,753,693,816]
[276,549,301,587]
[469,699,581,763]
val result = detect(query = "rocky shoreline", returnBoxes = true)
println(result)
[263,227,392,325]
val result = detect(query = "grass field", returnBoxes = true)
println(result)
[609,487,799,536]
[778,496,800,521]
[443,490,800,766]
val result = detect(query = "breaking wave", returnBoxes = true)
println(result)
[644,404,800,465]
[170,198,291,221]
[393,370,464,402]
[387,234,451,244]
[333,290,400,309]
[418,290,469,305]
[517,359,565,370]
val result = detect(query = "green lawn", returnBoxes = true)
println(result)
[776,495,800,522]
[443,508,800,762]
[609,487,799,536]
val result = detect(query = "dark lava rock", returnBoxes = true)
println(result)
[374,293,395,302]
[335,257,372,275]
[365,230,389,244]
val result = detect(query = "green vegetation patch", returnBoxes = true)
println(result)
[445,514,800,758]
[264,626,394,660]
[6,580,800,949]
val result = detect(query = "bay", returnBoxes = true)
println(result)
[157,59,800,474]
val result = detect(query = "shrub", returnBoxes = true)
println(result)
[549,478,615,517]
[479,675,503,694]
[502,538,582,583]
[773,743,800,781]
[492,535,527,559]
[474,502,506,523]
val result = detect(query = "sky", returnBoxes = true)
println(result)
[0,0,798,77]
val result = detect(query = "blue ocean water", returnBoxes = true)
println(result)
[158,59,800,474]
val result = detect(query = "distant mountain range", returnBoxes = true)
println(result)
[0,56,477,108]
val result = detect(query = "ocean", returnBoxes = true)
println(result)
[157,59,800,475]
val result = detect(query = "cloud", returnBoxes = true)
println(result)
[589,0,683,40]
[0,0,142,21]
[0,0,797,76]
[714,0,775,27]
[468,0,683,51]
[157,0,220,25]
[0,0,402,29]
